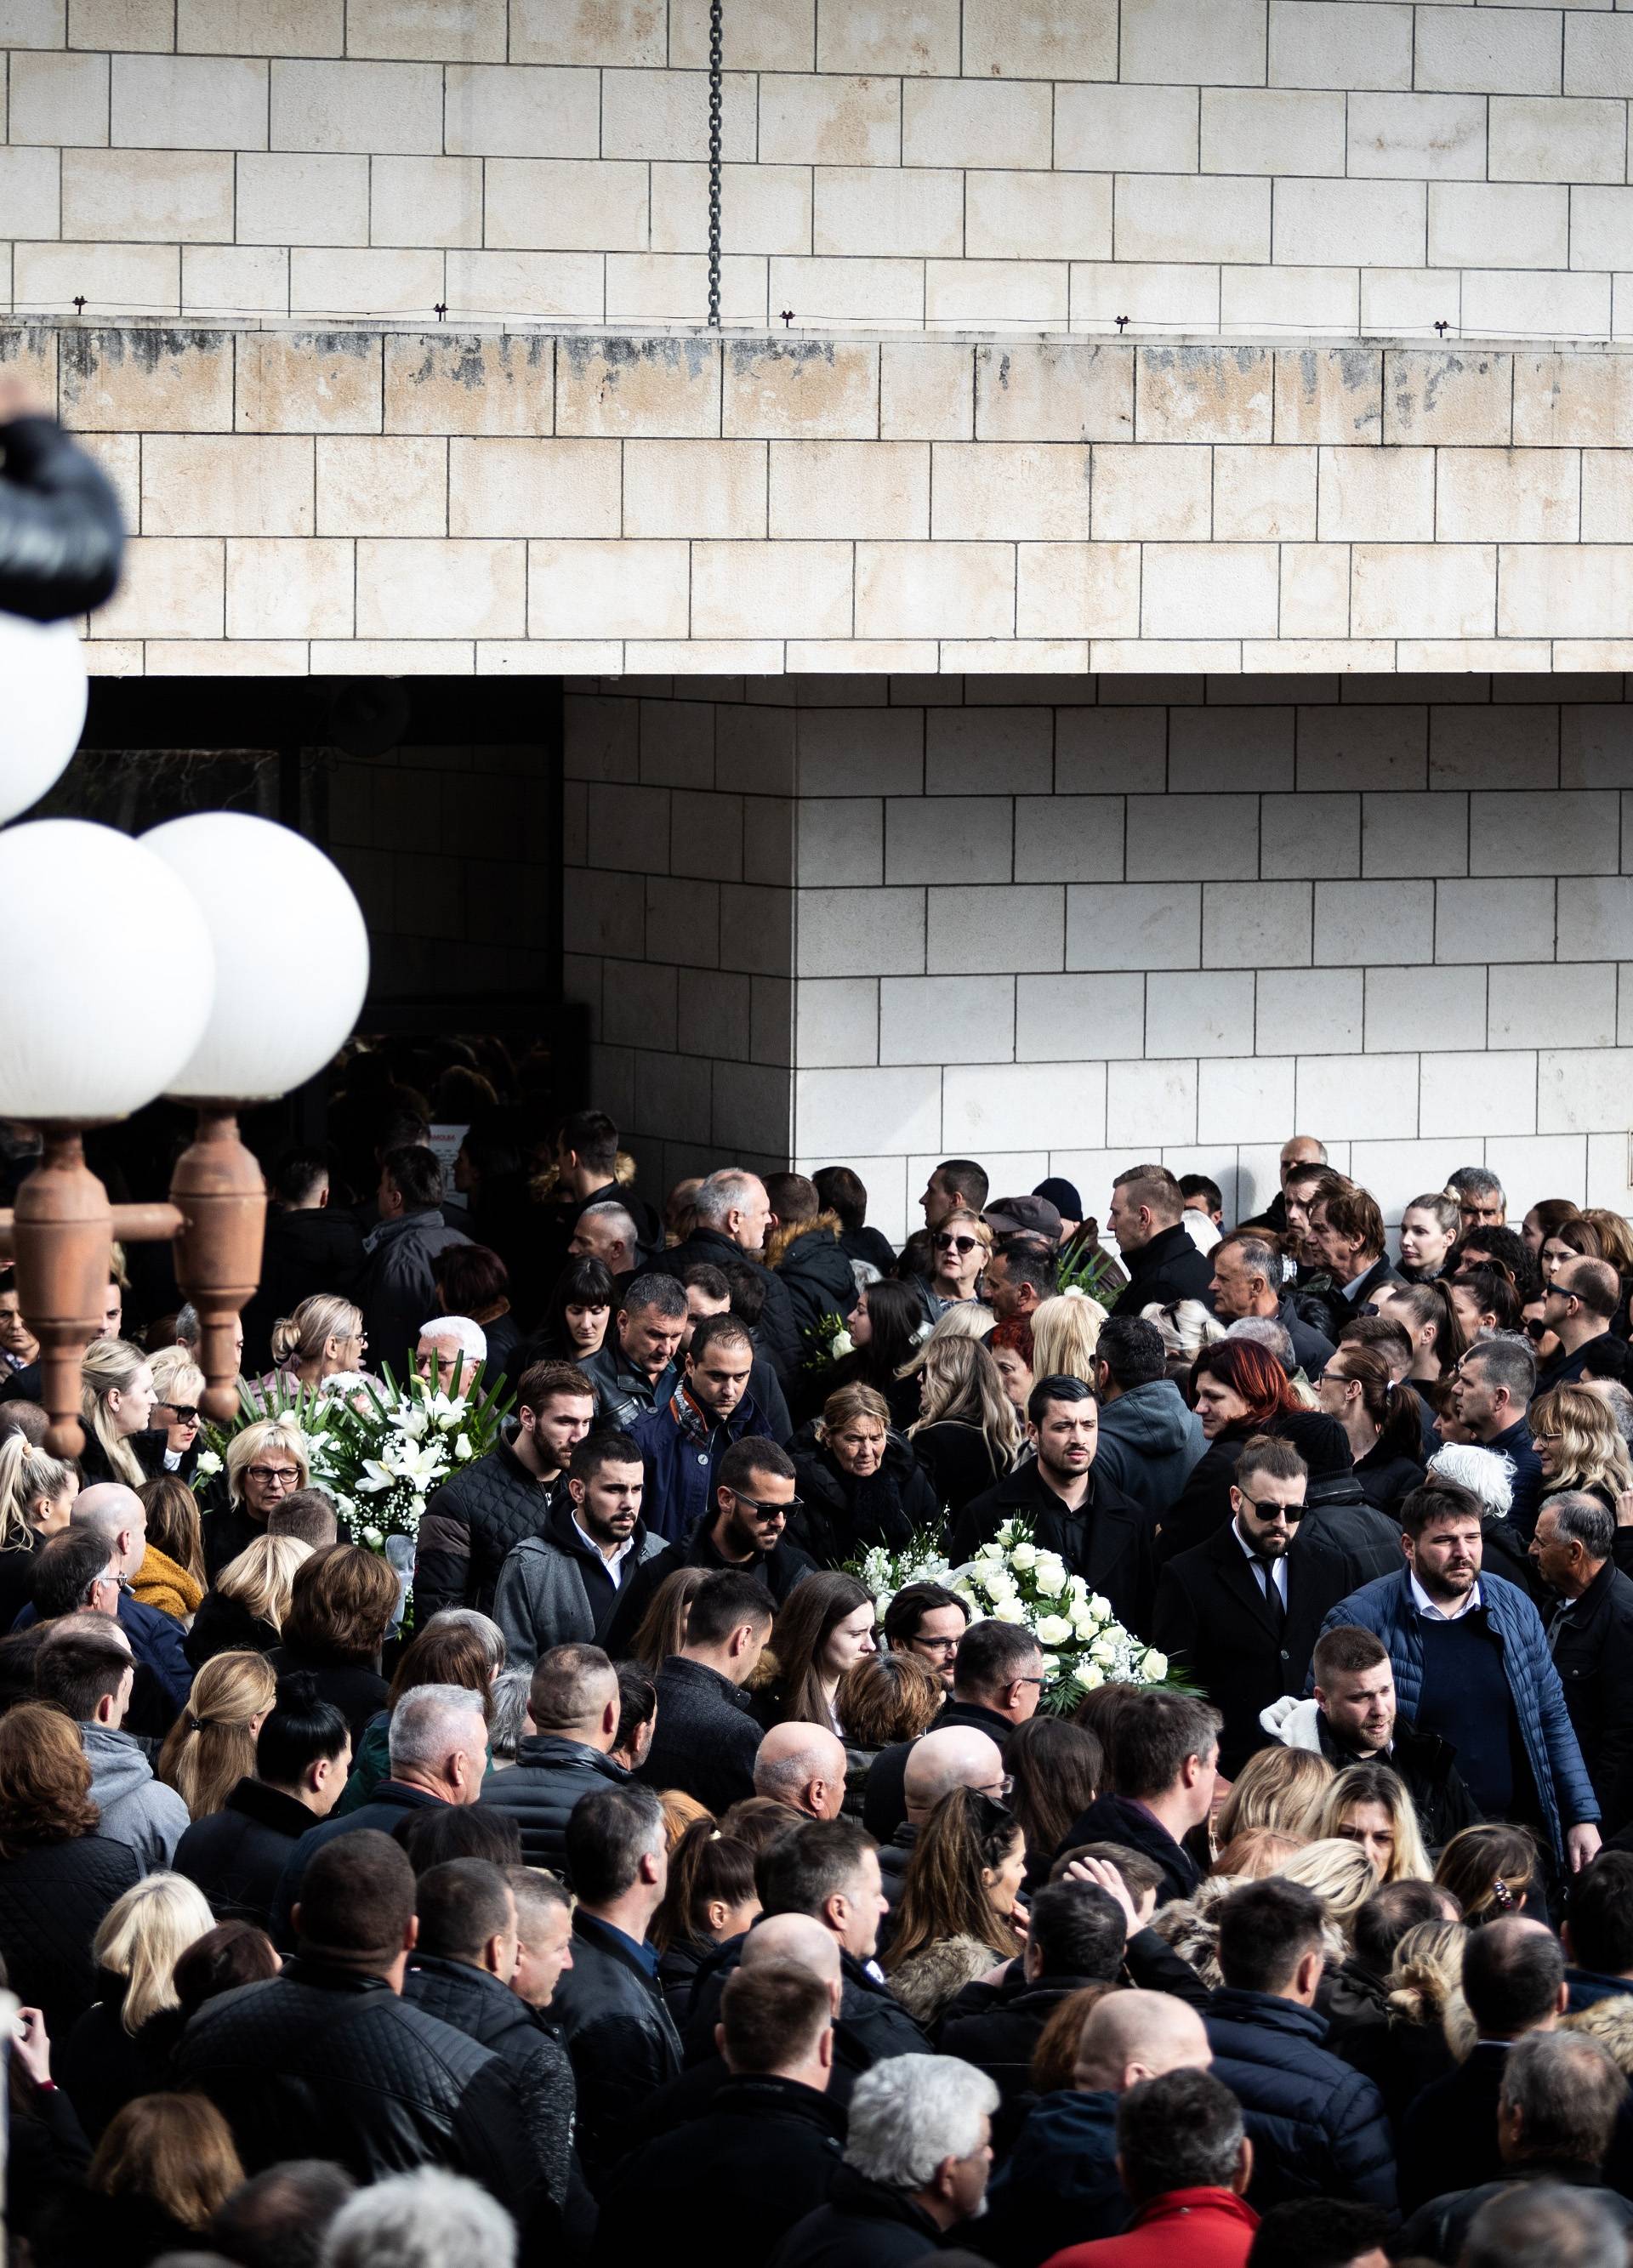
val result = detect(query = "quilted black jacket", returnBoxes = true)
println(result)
[403,1953,582,2218]
[174,1776,314,1930]
[174,1957,549,2223]
[0,1833,141,2041]
[475,1736,629,1878]
[414,1433,572,1622]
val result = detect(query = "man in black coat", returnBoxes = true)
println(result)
[174,1833,549,2234]
[547,1782,683,2191]
[1451,1337,1545,1538]
[951,1374,1153,1637]
[1152,1435,1399,1777]
[403,1858,585,2248]
[648,1169,802,1382]
[1306,1181,1403,1325]
[1264,1622,1481,1856]
[640,1566,776,1816]
[1209,1233,1335,1378]
[606,1435,813,1658]
[939,1880,1127,2131]
[593,1960,843,2267]
[1107,1163,1214,1319]
[174,1674,352,1930]
[1531,1492,1633,1839]
[1061,1688,1222,1907]
[237,1150,366,1373]
[477,1644,629,1879]
[414,1362,595,1621]
[1397,1917,1568,2213]
[862,1617,1044,1845]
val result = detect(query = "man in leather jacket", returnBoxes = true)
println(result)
[174,1833,553,2253]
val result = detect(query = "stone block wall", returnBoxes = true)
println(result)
[563,672,1633,1241]
[6,2,1633,341]
[18,322,1633,676]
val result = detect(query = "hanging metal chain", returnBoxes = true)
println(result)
[706,0,723,327]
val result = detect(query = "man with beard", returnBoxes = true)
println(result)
[606,1437,814,1654]
[492,1432,667,1668]
[952,1375,1152,1636]
[1151,1437,1393,1778]
[1315,1482,1601,1880]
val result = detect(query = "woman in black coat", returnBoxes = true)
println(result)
[174,1675,352,1931]
[1318,1346,1426,1515]
[0,1705,141,2043]
[790,1385,942,1566]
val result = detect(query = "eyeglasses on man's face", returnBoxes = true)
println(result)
[726,1491,800,1519]
[911,1634,960,1658]
[1238,1493,1306,1523]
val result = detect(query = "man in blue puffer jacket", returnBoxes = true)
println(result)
[630,1314,767,1547]
[1205,1877,1397,2216]
[1313,1479,1601,1876]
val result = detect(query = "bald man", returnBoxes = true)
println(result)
[1241,1134,1329,1237]
[985,1991,1213,2263]
[14,1481,191,1718]
[879,1725,1006,1908]
[754,1723,848,1822]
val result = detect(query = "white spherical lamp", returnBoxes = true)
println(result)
[0,616,89,825]
[0,820,214,1119]
[140,813,370,1101]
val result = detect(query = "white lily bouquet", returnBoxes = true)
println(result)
[850,1515,1175,1716]
[197,1361,511,1552]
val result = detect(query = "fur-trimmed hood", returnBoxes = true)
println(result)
[765,1209,845,1271]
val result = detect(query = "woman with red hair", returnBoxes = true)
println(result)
[1155,1339,1304,1564]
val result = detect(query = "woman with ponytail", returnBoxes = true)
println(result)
[0,1434,77,1628]
[649,1820,760,2020]
[77,1340,163,1488]
[157,1652,277,1822]
[1317,1344,1426,1514]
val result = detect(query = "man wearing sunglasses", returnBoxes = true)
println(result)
[606,1435,815,1654]
[1151,1436,1401,1778]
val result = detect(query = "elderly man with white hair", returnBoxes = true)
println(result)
[773,2053,999,2265]
[415,1314,487,1395]
[755,1722,848,1822]
[655,1168,803,1382]
[270,1683,487,1945]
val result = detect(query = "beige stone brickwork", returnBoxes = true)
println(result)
[15,320,1633,675]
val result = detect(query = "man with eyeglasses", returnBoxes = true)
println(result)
[605,1435,814,1656]
[1151,1436,1401,1778]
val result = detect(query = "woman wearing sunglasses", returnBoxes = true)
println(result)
[925,1208,993,1311]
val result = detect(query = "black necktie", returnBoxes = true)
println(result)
[1259,1562,1285,1630]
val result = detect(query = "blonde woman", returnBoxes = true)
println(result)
[1214,1744,1333,1847]
[1275,1836,1376,1941]
[158,1652,276,1821]
[907,1335,1019,1525]
[1031,1290,1109,1384]
[0,1433,77,1629]
[1317,1761,1431,1884]
[187,1533,313,1663]
[208,1415,312,1577]
[925,1208,993,1309]
[77,1339,162,1487]
[55,1871,216,2140]
[147,1344,207,1472]
[896,1301,998,1387]
[253,1293,370,1401]
[1531,1384,1633,1514]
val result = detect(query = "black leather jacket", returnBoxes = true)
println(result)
[0,417,123,622]
[174,1957,549,2229]
[548,1911,682,2189]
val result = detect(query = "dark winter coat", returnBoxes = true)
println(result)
[413,1430,572,1622]
[1397,2040,1510,2212]
[640,1655,764,1815]
[651,1226,803,1382]
[605,1515,816,1658]
[1546,1555,1633,1838]
[55,1986,184,2144]
[1399,2161,1633,2265]
[910,1418,1008,1524]
[1093,1380,1206,1523]
[1354,1441,1426,1515]
[1059,1790,1199,1907]
[492,1500,668,1665]
[862,1697,1018,1845]
[579,1340,677,1432]
[952,1457,1155,1639]
[982,2087,1125,2267]
[184,1584,281,1665]
[173,1775,314,1930]
[403,1951,581,2218]
[769,2161,948,2268]
[1315,1565,1599,1862]
[1203,1986,1397,2213]
[0,1833,141,2041]
[15,1587,191,1718]
[1110,1221,1215,1319]
[1154,1424,1256,1562]
[361,1206,471,1376]
[270,1777,444,1945]
[264,1643,388,1746]
[239,1206,366,1372]
[1152,1511,1400,1776]
[1489,1417,1546,1538]
[772,1219,859,1341]
[630,1385,771,1546]
[476,1735,629,1877]
[548,1909,682,2187]
[1277,1296,1336,1379]
[790,1433,943,1566]
[174,1955,548,2227]
[940,1966,1107,2130]
[594,2074,844,2268]
[682,1940,928,2081]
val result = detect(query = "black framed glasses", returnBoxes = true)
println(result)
[911,1634,961,1657]
[1238,1493,1305,1522]
[245,1465,300,1489]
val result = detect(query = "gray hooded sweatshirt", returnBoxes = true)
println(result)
[1092,1380,1207,1521]
[80,1723,190,1873]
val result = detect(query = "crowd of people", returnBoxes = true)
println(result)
[1,1098,1633,2267]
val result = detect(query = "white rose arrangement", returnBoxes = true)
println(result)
[951,1519,1174,1711]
